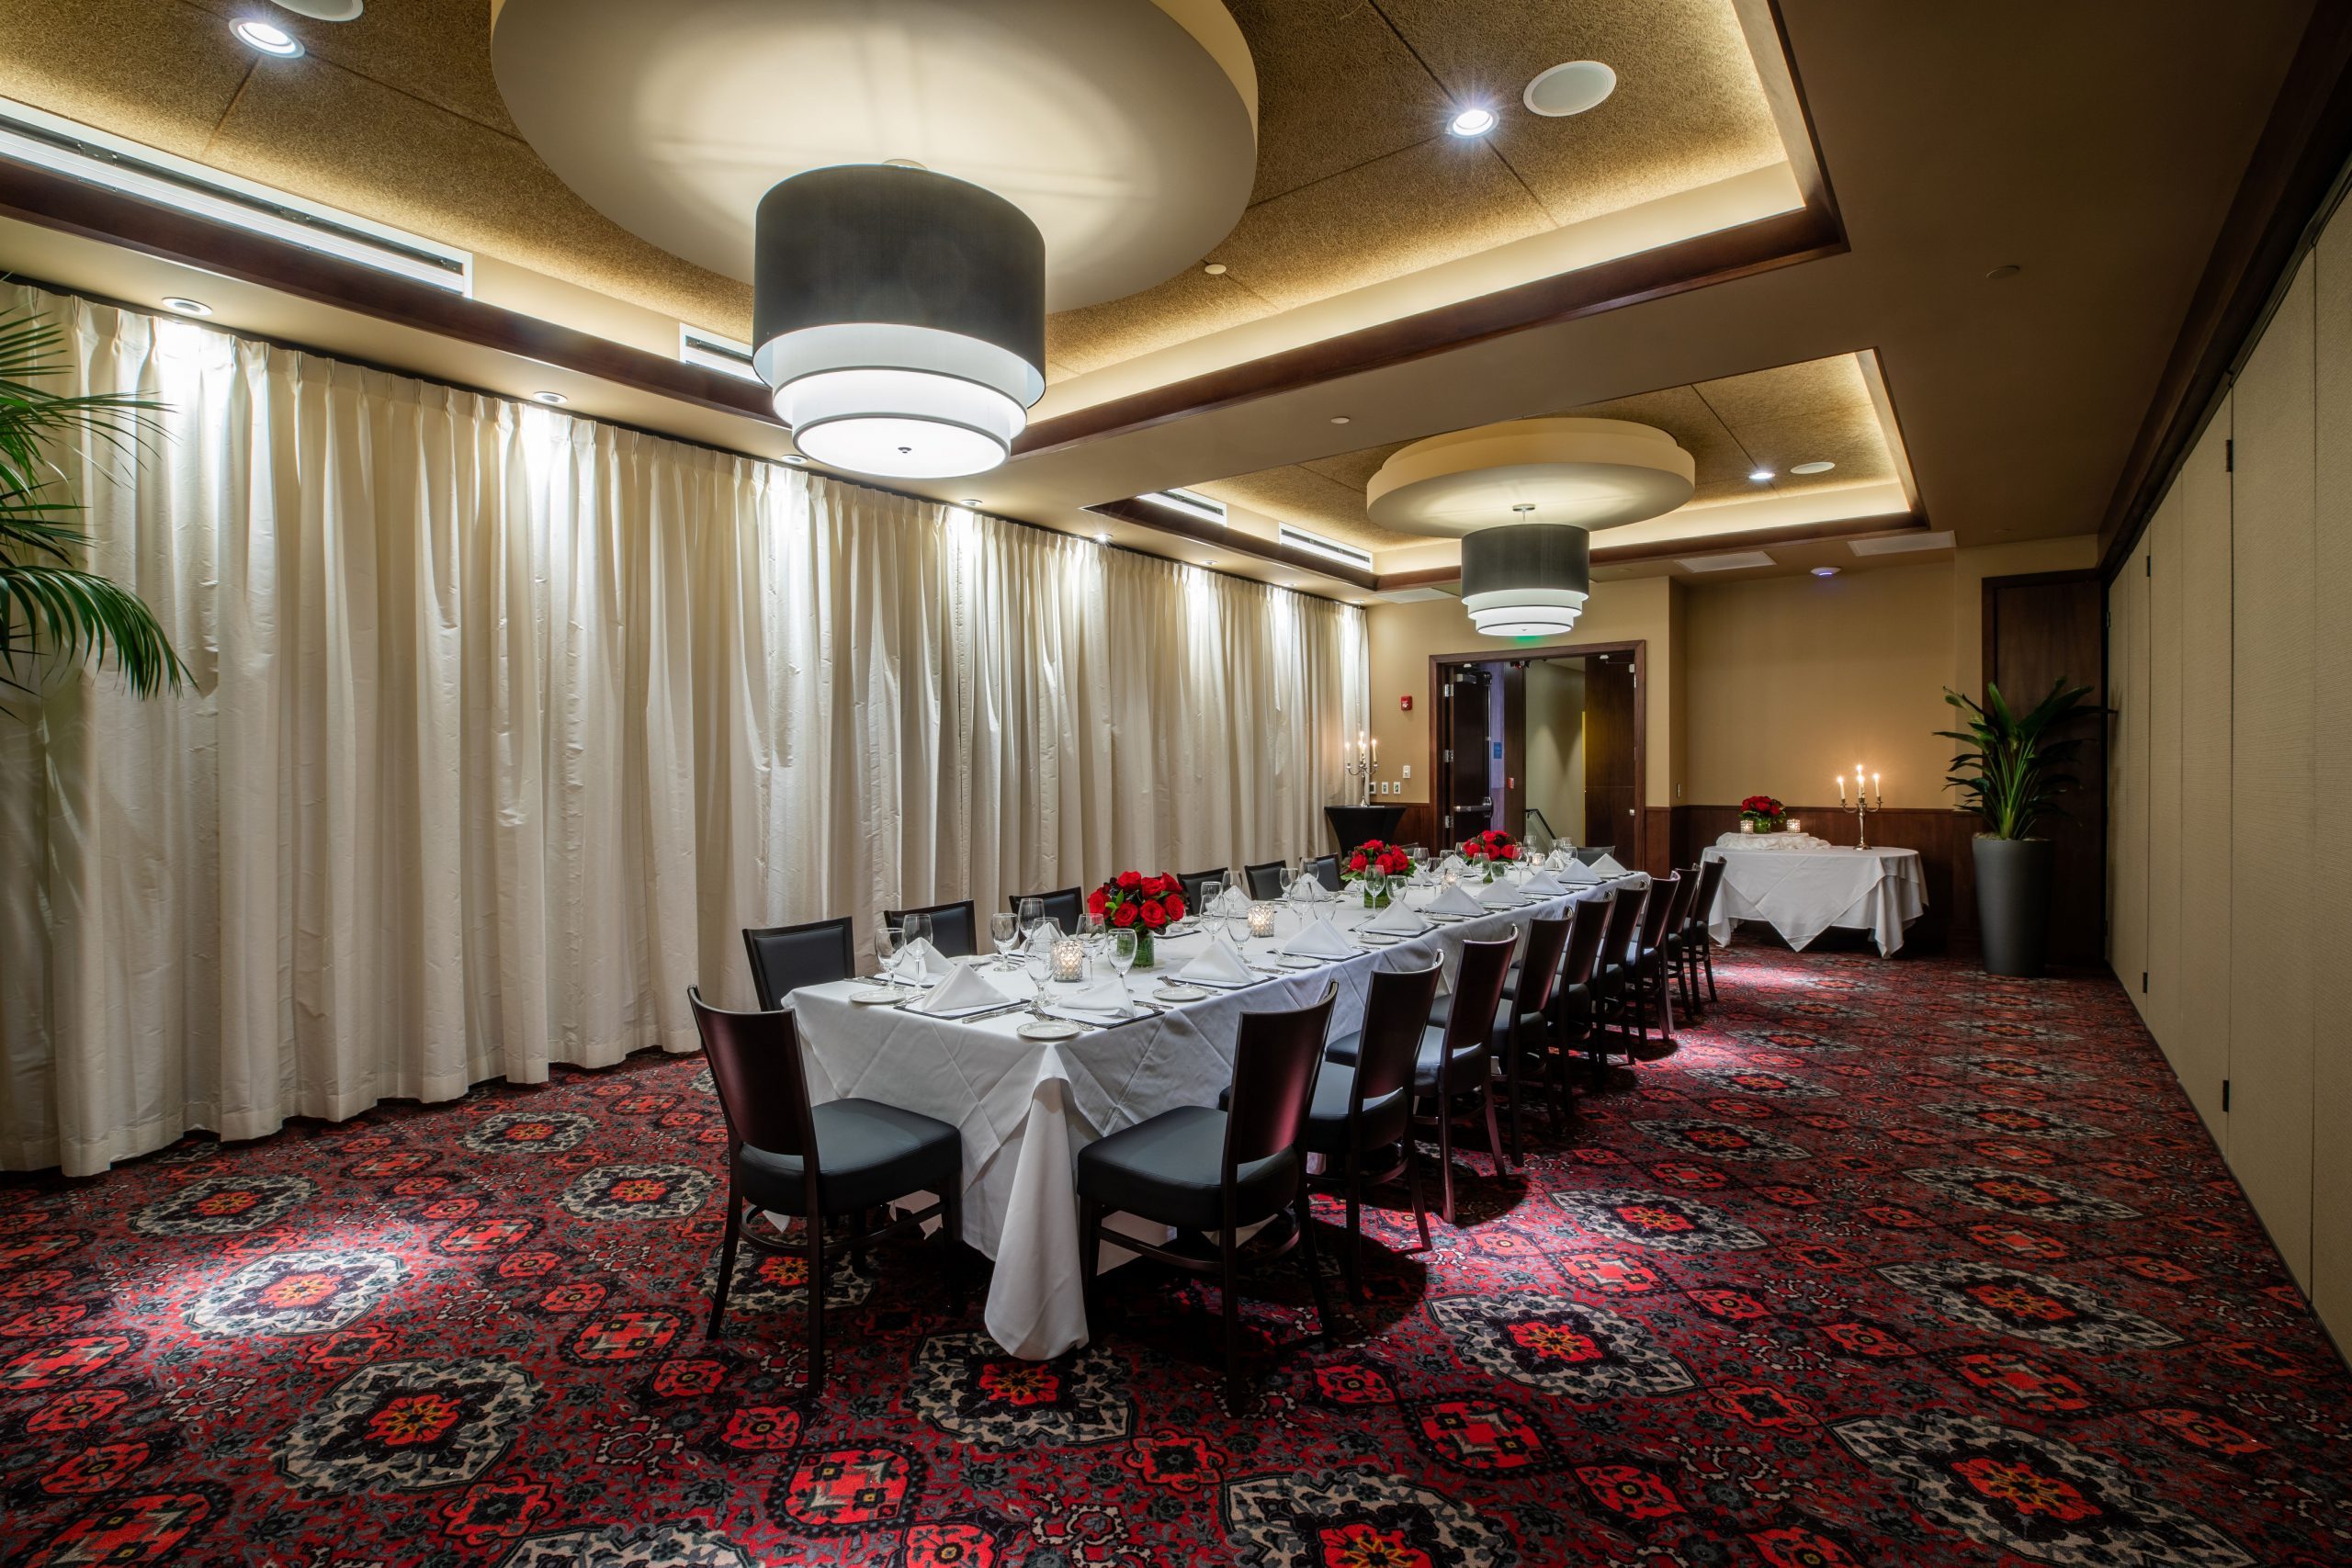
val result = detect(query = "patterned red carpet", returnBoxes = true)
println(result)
[4,949,2348,1567]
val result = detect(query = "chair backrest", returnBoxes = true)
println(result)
[1221,982,1338,1182]
[1242,861,1287,900]
[1304,854,1342,892]
[1561,895,1612,988]
[1637,872,1682,952]
[886,899,978,957]
[1512,914,1576,1021]
[1441,935,1518,1065]
[741,918,855,1010]
[1599,885,1646,972]
[1574,845,1616,865]
[689,987,818,1169]
[1176,868,1227,911]
[1687,857,1727,931]
[1351,961,1443,1111]
[1008,887,1083,933]
[1664,867,1701,936]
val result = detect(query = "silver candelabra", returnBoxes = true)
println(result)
[1342,753,1382,806]
[1849,789,1881,850]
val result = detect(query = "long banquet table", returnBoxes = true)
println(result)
[793,871,1645,1359]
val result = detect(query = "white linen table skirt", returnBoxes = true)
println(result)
[1702,845,1926,955]
[792,874,1642,1359]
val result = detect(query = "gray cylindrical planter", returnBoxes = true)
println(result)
[1973,836,2054,977]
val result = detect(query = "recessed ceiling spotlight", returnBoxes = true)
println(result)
[1094,531,1110,544]
[1203,262,1228,276]
[1329,415,1351,425]
[1985,264,2022,281]
[961,498,983,507]
[1748,468,1775,482]
[160,297,212,317]
[1790,459,1836,475]
[781,454,807,466]
[531,389,567,405]
[1448,107,1498,137]
[1812,566,1840,578]
[1524,60,1617,118]
[231,18,304,56]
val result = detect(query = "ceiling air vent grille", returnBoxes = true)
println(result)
[1279,524,1374,570]
[679,327,763,382]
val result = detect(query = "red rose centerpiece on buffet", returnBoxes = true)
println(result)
[1739,795,1786,833]
[1459,828,1521,881]
[1342,840,1414,907]
[1086,871,1186,969]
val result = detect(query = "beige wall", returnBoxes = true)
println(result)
[1523,660,1587,841]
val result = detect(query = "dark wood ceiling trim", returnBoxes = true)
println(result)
[1019,205,1844,460]
[0,153,783,427]
[2095,1,2352,581]
[1367,512,1928,589]
[1084,498,1377,591]
[1732,0,1840,218]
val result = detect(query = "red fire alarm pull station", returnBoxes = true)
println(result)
[1399,694,1413,712]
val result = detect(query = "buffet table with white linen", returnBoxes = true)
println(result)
[1702,840,1926,955]
[792,869,1644,1359]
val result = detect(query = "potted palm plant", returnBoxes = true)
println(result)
[0,307,186,706]
[1939,679,2095,976]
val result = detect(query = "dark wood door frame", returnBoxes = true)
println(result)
[1427,640,1647,867]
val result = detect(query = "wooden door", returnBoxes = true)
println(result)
[1498,661,1526,839]
[1582,654,1638,858]
[1983,570,2107,966]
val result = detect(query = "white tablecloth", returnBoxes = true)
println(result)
[1702,845,1926,955]
[792,874,1644,1359]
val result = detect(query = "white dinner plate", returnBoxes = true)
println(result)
[1153,982,1208,1002]
[1017,1018,1085,1041]
[850,988,908,1005]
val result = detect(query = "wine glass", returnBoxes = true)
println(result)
[875,924,907,986]
[1281,857,1301,893]
[1199,879,1222,923]
[1110,926,1138,1001]
[1017,897,1043,946]
[899,913,931,982]
[989,910,1018,969]
[1080,911,1109,975]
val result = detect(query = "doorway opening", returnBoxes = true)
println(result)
[1429,640,1646,867]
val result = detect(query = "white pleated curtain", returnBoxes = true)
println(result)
[0,287,1368,1175]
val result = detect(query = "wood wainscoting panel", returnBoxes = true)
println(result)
[1669,805,1979,955]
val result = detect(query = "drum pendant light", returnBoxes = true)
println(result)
[1461,524,1591,637]
[752,164,1047,479]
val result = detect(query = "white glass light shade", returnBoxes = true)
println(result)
[1465,586,1588,638]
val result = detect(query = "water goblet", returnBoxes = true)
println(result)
[1110,927,1139,1003]
[989,910,1019,969]
[875,924,907,986]
[1017,897,1044,944]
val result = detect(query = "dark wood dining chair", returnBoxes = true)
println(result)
[1327,934,1514,1225]
[1426,915,1572,1172]
[1077,983,1338,1413]
[1628,871,1685,1047]
[1573,845,1616,865]
[885,899,978,958]
[1679,857,1728,1010]
[741,917,856,1010]
[689,988,964,1392]
[1008,886,1083,933]
[1544,897,1613,1122]
[1660,864,1707,1017]
[1242,861,1288,899]
[1304,854,1342,893]
[1175,868,1227,911]
[1231,961,1442,1298]
[1583,882,1652,1074]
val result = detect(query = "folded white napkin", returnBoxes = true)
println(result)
[911,960,1008,1016]
[899,937,956,982]
[1440,852,1468,875]
[1178,938,1255,987]
[1589,853,1627,876]
[1364,899,1431,937]
[1520,869,1568,897]
[1556,859,1600,885]
[1051,976,1136,1021]
[1279,919,1357,961]
[1285,874,1329,903]
[1426,882,1487,918]
[1476,878,1525,908]
[1213,886,1252,918]
[1407,866,1437,886]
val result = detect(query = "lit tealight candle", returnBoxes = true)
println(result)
[1248,901,1277,939]
[1787,818,1802,834]
[1051,938,1086,984]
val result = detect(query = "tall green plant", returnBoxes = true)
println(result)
[1939,679,2097,840]
[0,307,187,705]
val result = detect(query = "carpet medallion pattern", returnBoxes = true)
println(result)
[3,950,2348,1565]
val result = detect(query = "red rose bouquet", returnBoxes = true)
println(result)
[1085,870,1186,967]
[1342,839,1414,907]
[1458,828,1521,882]
[1739,795,1786,832]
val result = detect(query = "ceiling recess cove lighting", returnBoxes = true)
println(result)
[232,18,304,56]
[1449,107,1498,137]
[1463,525,1589,637]
[752,164,1046,479]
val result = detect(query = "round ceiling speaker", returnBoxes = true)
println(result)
[753,164,1046,479]
[1524,60,1616,118]
[1365,418,1694,537]
[1461,524,1591,638]
[492,0,1258,312]
[267,0,362,17]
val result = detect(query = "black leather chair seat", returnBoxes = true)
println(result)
[1326,1025,1487,1096]
[734,1098,960,1216]
[1077,1105,1298,1232]
[1222,1066,1409,1158]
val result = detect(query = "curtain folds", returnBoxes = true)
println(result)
[0,287,1369,1175]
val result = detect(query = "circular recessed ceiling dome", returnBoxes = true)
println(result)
[491,0,1258,312]
[1524,60,1616,118]
[1365,418,1694,537]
